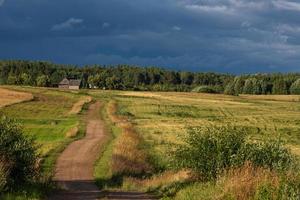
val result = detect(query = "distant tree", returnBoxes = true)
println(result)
[233,76,245,94]
[97,71,109,88]
[224,82,236,95]
[20,73,31,85]
[272,79,288,94]
[7,75,18,85]
[290,79,300,94]
[180,72,194,85]
[243,78,254,94]
[106,75,122,90]
[252,78,262,95]
[36,75,50,87]
[134,72,146,86]
[260,79,269,94]
[87,75,96,88]
[50,70,66,86]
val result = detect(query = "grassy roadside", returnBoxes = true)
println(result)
[0,87,92,200]
[94,100,123,189]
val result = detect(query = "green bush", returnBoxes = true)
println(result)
[0,115,39,191]
[173,126,245,180]
[235,141,293,171]
[173,126,294,181]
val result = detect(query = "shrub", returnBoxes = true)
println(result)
[173,126,294,181]
[235,141,293,172]
[0,115,39,191]
[173,126,245,180]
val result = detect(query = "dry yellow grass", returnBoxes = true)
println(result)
[123,170,191,191]
[0,88,33,108]
[68,96,92,115]
[107,100,151,175]
[65,125,79,138]
[107,100,124,123]
[218,162,279,200]
[241,95,300,102]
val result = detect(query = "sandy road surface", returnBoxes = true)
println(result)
[48,102,104,200]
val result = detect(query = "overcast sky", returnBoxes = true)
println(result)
[1,0,300,73]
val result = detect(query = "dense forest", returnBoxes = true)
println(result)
[1,60,300,95]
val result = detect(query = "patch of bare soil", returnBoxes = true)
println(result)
[68,96,92,115]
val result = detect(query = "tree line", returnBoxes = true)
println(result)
[1,60,300,94]
[224,74,300,95]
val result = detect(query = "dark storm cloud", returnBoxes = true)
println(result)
[0,0,300,73]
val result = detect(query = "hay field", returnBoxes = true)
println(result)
[112,91,300,166]
[0,87,33,108]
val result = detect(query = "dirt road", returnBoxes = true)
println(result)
[48,101,156,200]
[48,102,105,200]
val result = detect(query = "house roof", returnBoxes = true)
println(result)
[59,78,69,85]
[59,78,81,86]
[69,79,81,86]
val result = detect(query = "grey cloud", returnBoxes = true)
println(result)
[51,18,84,31]
[0,0,300,73]
[273,0,300,11]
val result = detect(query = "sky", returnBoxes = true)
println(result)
[1,0,300,73]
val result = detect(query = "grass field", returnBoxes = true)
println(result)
[0,86,90,199]
[112,91,300,164]
[92,90,300,198]
[0,87,88,156]
[2,87,300,199]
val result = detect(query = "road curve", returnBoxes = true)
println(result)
[48,102,104,200]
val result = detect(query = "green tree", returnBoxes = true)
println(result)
[272,79,288,94]
[180,72,194,85]
[252,78,262,95]
[233,76,245,94]
[243,78,254,94]
[290,79,300,94]
[106,75,122,90]
[19,73,31,85]
[7,75,18,85]
[224,81,236,95]
[36,75,50,87]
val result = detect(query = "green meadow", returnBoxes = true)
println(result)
[1,87,300,199]
[92,90,300,199]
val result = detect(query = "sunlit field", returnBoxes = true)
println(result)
[0,87,33,108]
[113,91,300,163]
[0,86,88,161]
[2,87,300,199]
[91,90,300,199]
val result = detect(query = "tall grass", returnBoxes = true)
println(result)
[95,100,152,190]
[109,101,152,176]
[172,162,300,200]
